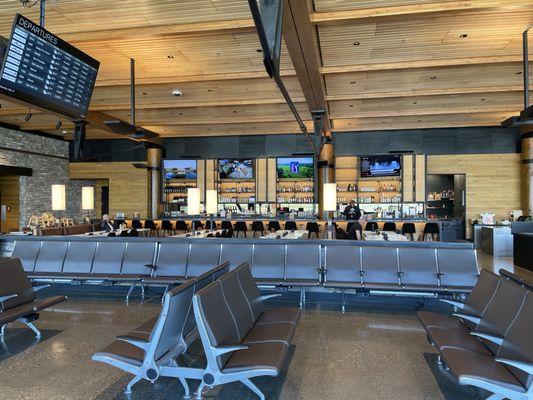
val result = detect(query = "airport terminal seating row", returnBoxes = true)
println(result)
[8,237,479,305]
[417,269,533,400]
[0,258,66,338]
[93,262,300,400]
[40,224,100,236]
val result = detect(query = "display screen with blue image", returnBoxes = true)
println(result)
[277,157,314,179]
[360,155,401,178]
[163,160,197,180]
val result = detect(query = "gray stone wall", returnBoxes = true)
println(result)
[0,126,95,226]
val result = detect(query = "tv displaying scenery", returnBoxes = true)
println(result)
[218,159,254,179]
[360,155,401,178]
[163,160,197,180]
[277,157,314,179]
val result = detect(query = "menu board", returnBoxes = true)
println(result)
[0,14,99,119]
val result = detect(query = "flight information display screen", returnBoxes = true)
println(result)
[0,14,99,119]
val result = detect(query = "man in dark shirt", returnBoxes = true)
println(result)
[343,200,361,220]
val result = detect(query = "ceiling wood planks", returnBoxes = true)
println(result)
[0,0,532,138]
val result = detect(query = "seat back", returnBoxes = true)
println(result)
[154,242,189,277]
[324,245,362,284]
[437,248,478,289]
[365,222,378,231]
[63,241,97,274]
[251,221,264,231]
[236,262,264,321]
[194,281,241,369]
[176,220,188,231]
[0,258,35,311]
[462,269,501,317]
[398,248,438,288]
[150,279,197,361]
[219,268,255,340]
[285,244,321,283]
[91,242,126,275]
[131,219,143,229]
[234,221,247,231]
[383,222,397,232]
[12,240,41,272]
[497,292,533,390]
[268,221,281,231]
[220,221,233,230]
[121,242,157,275]
[401,223,416,234]
[284,221,297,230]
[220,243,253,270]
[186,243,221,277]
[476,279,527,354]
[251,243,285,281]
[361,247,400,287]
[161,220,173,230]
[34,241,68,273]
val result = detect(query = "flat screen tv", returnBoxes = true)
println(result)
[0,14,100,119]
[163,159,197,180]
[277,157,314,179]
[360,155,401,178]
[218,159,254,179]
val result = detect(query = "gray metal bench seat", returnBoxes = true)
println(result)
[141,242,189,286]
[0,258,66,338]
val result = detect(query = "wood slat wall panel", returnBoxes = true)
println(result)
[427,153,521,238]
[0,176,19,233]
[69,162,148,218]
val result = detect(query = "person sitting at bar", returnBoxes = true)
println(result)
[343,200,361,220]
[346,217,363,240]
[101,214,114,232]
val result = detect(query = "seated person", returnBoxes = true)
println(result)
[100,214,114,232]
[346,216,364,240]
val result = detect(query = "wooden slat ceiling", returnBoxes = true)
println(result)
[0,0,532,139]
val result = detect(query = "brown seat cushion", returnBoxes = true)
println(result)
[242,322,295,346]
[33,295,66,312]
[93,340,145,367]
[417,311,471,331]
[0,302,36,325]
[256,307,300,326]
[440,347,526,393]
[426,326,490,354]
[223,342,288,374]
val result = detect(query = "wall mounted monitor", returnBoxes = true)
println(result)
[163,159,197,180]
[360,155,401,178]
[0,14,100,119]
[277,157,314,179]
[218,159,254,179]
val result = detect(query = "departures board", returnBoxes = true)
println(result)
[0,14,99,120]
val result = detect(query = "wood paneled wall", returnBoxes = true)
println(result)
[69,163,148,219]
[427,153,521,238]
[0,176,19,233]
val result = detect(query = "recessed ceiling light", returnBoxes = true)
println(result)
[353,41,360,46]
[516,71,522,75]
[207,89,213,92]
[349,105,354,108]
[430,76,437,80]
[418,120,422,122]
[142,92,147,95]
[413,101,418,105]
[350,81,356,84]
[460,34,468,38]
[256,48,262,52]
[62,130,67,134]
[233,110,237,113]
[481,98,486,101]
[167,55,174,59]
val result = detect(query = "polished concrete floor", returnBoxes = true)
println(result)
[0,250,521,400]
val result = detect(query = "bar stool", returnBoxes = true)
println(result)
[423,222,439,241]
[192,221,204,230]
[251,221,265,237]
[306,222,319,238]
[113,219,125,230]
[383,222,397,232]
[144,220,158,237]
[401,223,416,240]
[175,220,188,234]
[284,221,297,231]
[161,220,174,236]
[234,221,248,238]
[365,221,378,231]
[205,220,217,230]
[221,221,233,230]
[268,221,281,232]
[225,228,234,238]
[131,219,143,229]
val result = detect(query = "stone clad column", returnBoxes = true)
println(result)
[522,126,533,216]
[146,147,162,219]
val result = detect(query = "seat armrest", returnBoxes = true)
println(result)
[452,313,481,325]
[258,294,282,302]
[116,337,151,350]
[117,332,150,343]
[212,344,249,357]
[33,285,50,293]
[440,299,465,309]
[470,332,504,345]
[0,294,18,303]
[495,358,533,375]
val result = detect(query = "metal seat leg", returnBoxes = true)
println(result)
[25,321,41,338]
[178,377,191,399]
[125,375,142,394]
[0,324,6,336]
[341,291,346,314]
[241,378,265,400]
[126,282,137,303]
[195,382,206,400]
